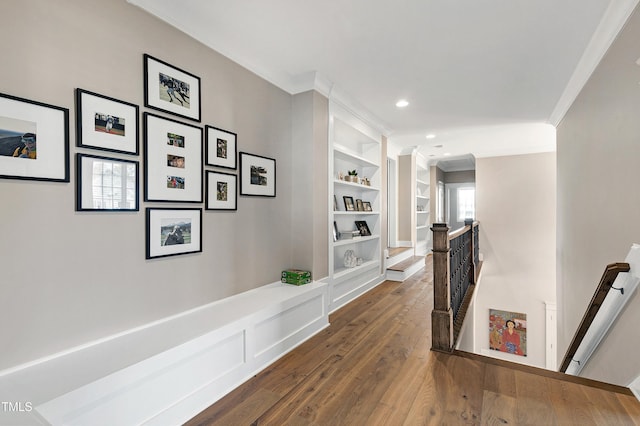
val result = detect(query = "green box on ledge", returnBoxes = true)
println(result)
[281,269,312,285]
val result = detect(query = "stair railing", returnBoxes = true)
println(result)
[431,219,480,352]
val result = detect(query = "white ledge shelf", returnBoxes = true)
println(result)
[333,260,380,281]
[334,145,379,167]
[334,211,380,216]
[334,180,380,191]
[333,235,380,247]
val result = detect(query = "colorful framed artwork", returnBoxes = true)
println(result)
[489,309,527,356]
[239,152,276,197]
[205,125,237,169]
[206,170,237,211]
[76,89,139,155]
[143,112,203,203]
[0,92,69,182]
[76,153,139,211]
[146,207,202,259]
[144,54,201,122]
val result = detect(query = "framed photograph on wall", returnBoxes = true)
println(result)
[205,125,237,169]
[0,92,69,182]
[144,112,202,203]
[206,170,237,211]
[76,153,139,211]
[239,152,276,197]
[489,309,527,356]
[144,54,201,122]
[76,89,139,155]
[146,207,202,259]
[354,220,371,236]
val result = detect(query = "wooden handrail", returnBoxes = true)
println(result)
[448,221,479,241]
[559,262,630,373]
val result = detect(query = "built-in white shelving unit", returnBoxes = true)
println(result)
[329,102,384,312]
[415,156,431,256]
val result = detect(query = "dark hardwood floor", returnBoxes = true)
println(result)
[186,259,640,425]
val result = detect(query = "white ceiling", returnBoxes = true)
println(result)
[128,0,638,160]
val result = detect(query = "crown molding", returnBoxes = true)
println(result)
[549,0,639,126]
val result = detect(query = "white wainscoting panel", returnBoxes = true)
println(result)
[1,281,330,426]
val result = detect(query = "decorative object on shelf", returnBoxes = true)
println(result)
[205,125,236,169]
[0,92,69,182]
[76,88,139,155]
[356,199,364,211]
[239,152,276,197]
[417,205,424,211]
[362,177,370,186]
[343,195,355,211]
[363,201,372,211]
[76,153,139,211]
[144,112,203,203]
[144,54,201,122]
[344,249,357,268]
[345,169,358,183]
[333,221,339,242]
[205,170,237,210]
[338,171,344,180]
[281,269,312,286]
[146,207,202,259]
[339,230,360,240]
[356,257,363,266]
[355,220,371,236]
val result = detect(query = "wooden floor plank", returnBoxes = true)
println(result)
[186,259,640,425]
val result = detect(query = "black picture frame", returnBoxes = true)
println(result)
[144,54,201,122]
[206,170,237,211]
[239,152,276,197]
[0,92,69,182]
[143,112,203,203]
[146,207,202,259]
[355,220,371,236]
[343,196,355,211]
[363,201,372,211]
[76,88,139,155]
[76,153,139,211]
[205,125,237,169]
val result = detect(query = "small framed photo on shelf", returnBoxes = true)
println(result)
[333,221,339,242]
[0,92,69,182]
[144,54,201,122]
[356,199,364,211]
[146,207,202,259]
[76,89,139,155]
[144,112,203,203]
[205,125,236,169]
[343,196,355,211]
[206,170,237,211]
[355,220,371,236]
[76,153,139,211]
[363,201,372,211]
[239,152,276,197]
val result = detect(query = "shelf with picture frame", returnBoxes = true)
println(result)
[329,101,384,312]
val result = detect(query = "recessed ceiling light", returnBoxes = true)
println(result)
[395,99,409,108]
[426,134,436,139]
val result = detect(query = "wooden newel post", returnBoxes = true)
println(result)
[431,223,453,352]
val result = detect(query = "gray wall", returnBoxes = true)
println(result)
[557,4,640,384]
[0,0,327,371]
[474,153,556,367]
